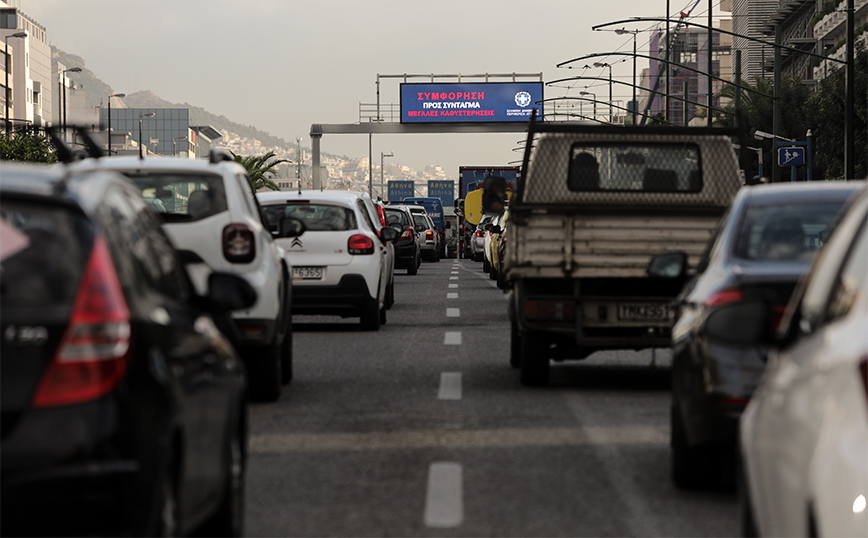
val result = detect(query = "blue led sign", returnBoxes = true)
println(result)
[401,82,543,123]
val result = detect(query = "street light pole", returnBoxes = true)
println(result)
[61,67,81,141]
[106,92,125,154]
[380,151,393,200]
[4,31,27,133]
[138,112,154,159]
[173,136,187,157]
[579,91,597,121]
[593,62,613,123]
[614,28,639,124]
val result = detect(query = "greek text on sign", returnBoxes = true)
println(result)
[401,82,543,124]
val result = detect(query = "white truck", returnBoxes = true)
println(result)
[489,120,744,385]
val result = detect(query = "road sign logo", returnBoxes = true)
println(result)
[778,147,805,166]
[515,92,531,107]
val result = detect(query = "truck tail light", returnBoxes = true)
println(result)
[223,223,256,263]
[33,237,131,408]
[525,299,575,321]
[348,234,375,255]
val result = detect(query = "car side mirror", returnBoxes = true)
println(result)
[647,251,688,279]
[276,216,306,238]
[380,226,399,244]
[206,272,258,311]
[482,175,507,216]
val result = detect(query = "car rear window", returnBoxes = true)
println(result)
[385,208,409,227]
[734,202,846,262]
[568,142,702,193]
[413,215,429,230]
[0,200,92,307]
[261,203,357,231]
[124,172,228,222]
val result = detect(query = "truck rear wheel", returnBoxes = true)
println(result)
[509,320,521,369]
[519,333,549,386]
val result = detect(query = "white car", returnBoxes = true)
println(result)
[257,190,398,330]
[69,150,304,402]
[739,185,868,537]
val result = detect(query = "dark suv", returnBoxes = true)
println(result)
[384,204,421,275]
[1,162,255,536]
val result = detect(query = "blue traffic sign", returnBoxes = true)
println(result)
[778,147,805,166]
[427,180,455,208]
[388,180,415,201]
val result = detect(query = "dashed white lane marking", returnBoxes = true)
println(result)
[444,332,462,345]
[438,372,462,400]
[449,276,458,280]
[448,284,458,288]
[447,292,458,299]
[424,462,463,528]
[446,308,460,318]
[451,271,459,275]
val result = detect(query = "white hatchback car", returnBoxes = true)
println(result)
[739,185,868,538]
[69,150,304,402]
[257,190,398,330]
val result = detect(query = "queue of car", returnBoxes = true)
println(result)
[471,177,867,537]
[0,131,445,536]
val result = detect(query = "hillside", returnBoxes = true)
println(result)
[52,45,324,155]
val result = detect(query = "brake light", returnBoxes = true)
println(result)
[704,288,743,308]
[348,234,375,255]
[32,237,131,407]
[525,299,576,321]
[476,231,483,237]
[376,205,386,227]
[223,223,256,263]
[426,230,434,240]
[400,227,414,240]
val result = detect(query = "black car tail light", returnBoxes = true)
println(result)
[400,227,414,241]
[704,288,743,308]
[223,223,256,263]
[32,237,131,408]
[348,234,375,255]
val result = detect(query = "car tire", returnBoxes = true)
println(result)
[379,304,387,325]
[483,258,491,273]
[147,457,179,537]
[737,457,758,538]
[385,279,395,309]
[671,404,711,489]
[360,301,381,331]
[497,269,508,290]
[519,332,549,386]
[490,266,498,280]
[509,320,521,369]
[247,342,282,403]
[196,414,246,537]
[280,284,293,385]
[407,258,418,275]
[434,248,440,262]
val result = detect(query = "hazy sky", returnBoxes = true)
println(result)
[26,0,722,177]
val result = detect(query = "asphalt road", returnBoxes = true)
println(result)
[245,258,738,537]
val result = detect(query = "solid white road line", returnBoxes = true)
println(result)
[446,308,460,317]
[424,462,463,528]
[438,372,462,400]
[444,332,462,345]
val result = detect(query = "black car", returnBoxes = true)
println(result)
[1,162,255,536]
[650,181,863,489]
[384,205,421,275]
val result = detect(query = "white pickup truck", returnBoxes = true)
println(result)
[491,120,744,385]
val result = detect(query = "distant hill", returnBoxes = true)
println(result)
[51,45,322,154]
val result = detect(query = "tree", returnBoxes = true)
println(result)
[230,151,289,191]
[0,127,57,163]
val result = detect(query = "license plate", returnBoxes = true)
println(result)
[292,266,323,280]
[618,302,669,321]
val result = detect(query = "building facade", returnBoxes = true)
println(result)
[100,107,192,157]
[1,0,51,130]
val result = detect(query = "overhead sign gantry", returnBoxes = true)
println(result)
[309,73,543,189]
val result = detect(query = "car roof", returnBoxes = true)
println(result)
[67,155,244,176]
[2,162,130,213]
[257,189,366,207]
[741,181,865,205]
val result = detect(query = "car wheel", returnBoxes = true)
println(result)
[737,456,758,538]
[379,304,387,325]
[246,341,281,403]
[280,288,293,385]
[509,319,521,369]
[497,269,508,290]
[671,404,711,489]
[434,248,441,262]
[148,458,179,537]
[196,415,246,537]
[407,258,418,275]
[519,332,549,386]
[489,266,498,280]
[385,279,395,309]
[360,301,381,331]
